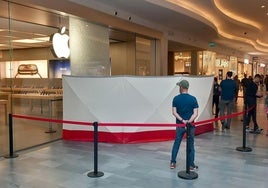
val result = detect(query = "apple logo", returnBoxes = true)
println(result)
[52,27,70,58]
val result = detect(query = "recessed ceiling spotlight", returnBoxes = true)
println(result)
[261,5,265,8]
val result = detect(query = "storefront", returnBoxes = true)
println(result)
[2,0,256,153]
[0,0,165,156]
[169,50,255,82]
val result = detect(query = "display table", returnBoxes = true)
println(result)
[11,94,62,133]
[0,78,62,130]
[11,93,62,100]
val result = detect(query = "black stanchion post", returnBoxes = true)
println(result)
[4,114,19,159]
[178,123,198,180]
[88,121,104,178]
[236,104,252,152]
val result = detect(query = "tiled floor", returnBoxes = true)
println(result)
[0,94,268,188]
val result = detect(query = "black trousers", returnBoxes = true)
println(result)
[212,95,219,117]
[245,97,258,129]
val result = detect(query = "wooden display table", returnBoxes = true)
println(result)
[11,94,63,133]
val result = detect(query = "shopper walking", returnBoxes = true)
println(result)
[234,75,241,103]
[245,74,263,134]
[265,91,268,136]
[219,71,236,130]
[213,77,220,118]
[264,74,268,92]
[170,80,199,171]
[241,73,249,104]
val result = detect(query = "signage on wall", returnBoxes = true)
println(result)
[5,60,48,78]
[49,60,71,78]
[209,42,215,47]
[51,27,70,58]
[215,58,229,67]
[15,64,42,78]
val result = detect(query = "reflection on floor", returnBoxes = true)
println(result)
[0,93,268,188]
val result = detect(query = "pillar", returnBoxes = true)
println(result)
[191,51,198,75]
[69,17,110,76]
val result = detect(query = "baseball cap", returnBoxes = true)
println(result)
[176,80,189,89]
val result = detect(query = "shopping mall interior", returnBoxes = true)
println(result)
[1,1,268,187]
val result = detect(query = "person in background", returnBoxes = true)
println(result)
[265,91,268,136]
[245,74,263,134]
[233,75,241,103]
[170,80,199,171]
[213,77,220,118]
[260,74,264,91]
[219,71,236,130]
[264,74,268,92]
[241,74,249,104]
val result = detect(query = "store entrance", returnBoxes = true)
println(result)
[0,1,159,156]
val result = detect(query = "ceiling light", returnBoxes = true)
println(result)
[13,37,50,43]
[248,52,264,56]
[261,5,265,8]
[244,59,249,64]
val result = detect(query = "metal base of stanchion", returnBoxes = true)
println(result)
[4,153,19,159]
[178,170,198,180]
[236,146,252,152]
[87,171,104,178]
[45,130,56,133]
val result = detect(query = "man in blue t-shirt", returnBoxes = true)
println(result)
[170,79,199,171]
[219,71,236,130]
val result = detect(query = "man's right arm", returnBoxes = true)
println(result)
[187,108,198,123]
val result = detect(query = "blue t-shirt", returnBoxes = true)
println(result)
[172,93,199,123]
[220,79,236,100]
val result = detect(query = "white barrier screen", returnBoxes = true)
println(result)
[63,75,214,134]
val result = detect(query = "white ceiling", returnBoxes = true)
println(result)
[78,0,268,61]
[0,18,56,50]
[1,0,268,62]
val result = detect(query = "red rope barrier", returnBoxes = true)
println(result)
[12,114,92,126]
[12,105,254,127]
